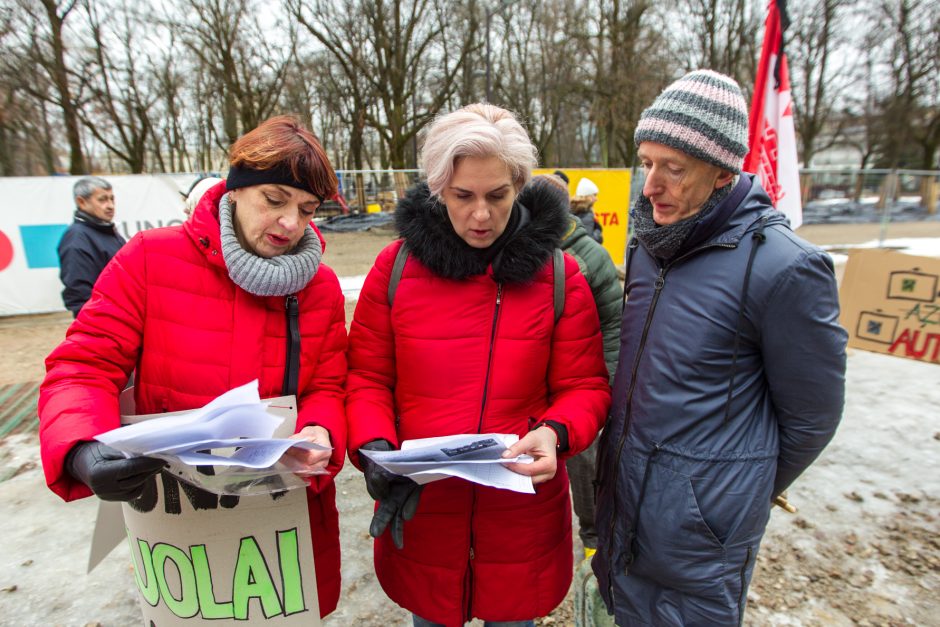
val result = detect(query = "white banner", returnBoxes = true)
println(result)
[0,174,197,316]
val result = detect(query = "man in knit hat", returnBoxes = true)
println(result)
[592,69,847,625]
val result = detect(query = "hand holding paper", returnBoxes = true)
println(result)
[281,425,333,475]
[501,426,558,485]
[359,433,536,494]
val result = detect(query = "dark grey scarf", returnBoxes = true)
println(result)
[630,179,736,261]
[218,193,322,296]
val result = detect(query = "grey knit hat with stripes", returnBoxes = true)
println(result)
[635,69,749,174]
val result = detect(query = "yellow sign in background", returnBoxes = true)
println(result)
[535,169,632,265]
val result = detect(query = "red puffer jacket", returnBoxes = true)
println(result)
[38,182,347,617]
[346,182,611,626]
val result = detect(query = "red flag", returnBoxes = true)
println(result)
[744,0,803,229]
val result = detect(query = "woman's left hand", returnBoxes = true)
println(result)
[280,425,333,476]
[501,426,558,484]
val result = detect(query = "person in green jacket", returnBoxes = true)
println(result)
[537,172,622,556]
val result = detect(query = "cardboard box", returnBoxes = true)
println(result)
[839,249,940,365]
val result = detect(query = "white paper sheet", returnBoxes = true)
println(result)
[170,439,329,468]
[360,433,535,493]
[95,380,331,472]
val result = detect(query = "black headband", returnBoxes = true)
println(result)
[226,164,319,198]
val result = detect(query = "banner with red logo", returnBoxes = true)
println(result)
[744,0,803,229]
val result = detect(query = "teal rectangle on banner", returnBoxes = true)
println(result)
[20,224,69,269]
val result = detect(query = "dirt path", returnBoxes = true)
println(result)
[0,223,937,626]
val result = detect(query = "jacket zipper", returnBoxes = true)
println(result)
[466,282,502,621]
[604,265,666,582]
[476,283,502,433]
[609,242,734,441]
[283,295,300,396]
[465,492,477,622]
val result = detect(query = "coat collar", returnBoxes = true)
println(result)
[701,174,790,248]
[395,180,568,284]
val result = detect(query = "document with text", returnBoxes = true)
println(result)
[360,433,535,493]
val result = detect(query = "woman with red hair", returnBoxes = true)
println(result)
[39,115,347,617]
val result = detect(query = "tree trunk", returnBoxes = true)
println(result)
[41,0,86,174]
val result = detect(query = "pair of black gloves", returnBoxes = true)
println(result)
[359,439,423,550]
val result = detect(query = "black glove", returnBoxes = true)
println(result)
[370,478,423,550]
[359,439,424,549]
[360,439,394,500]
[66,441,166,502]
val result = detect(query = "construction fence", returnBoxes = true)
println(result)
[798,168,939,224]
[337,168,939,226]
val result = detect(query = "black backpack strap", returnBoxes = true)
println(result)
[282,294,300,397]
[387,242,410,307]
[553,247,565,324]
[723,215,770,424]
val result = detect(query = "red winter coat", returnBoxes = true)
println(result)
[38,182,347,617]
[346,182,611,625]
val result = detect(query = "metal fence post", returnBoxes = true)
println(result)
[878,169,897,248]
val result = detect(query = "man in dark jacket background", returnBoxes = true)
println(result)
[593,69,847,625]
[57,176,125,317]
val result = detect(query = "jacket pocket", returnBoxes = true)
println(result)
[628,460,727,597]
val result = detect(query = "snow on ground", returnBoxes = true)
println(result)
[824,238,940,265]
[339,274,367,302]
[746,349,939,626]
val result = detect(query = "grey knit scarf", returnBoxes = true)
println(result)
[630,180,735,261]
[218,193,322,296]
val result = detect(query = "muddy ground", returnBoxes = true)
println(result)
[0,224,938,626]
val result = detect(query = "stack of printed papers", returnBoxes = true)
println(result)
[98,380,330,470]
[360,433,535,494]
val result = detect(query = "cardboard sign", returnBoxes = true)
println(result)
[96,393,320,625]
[840,249,940,365]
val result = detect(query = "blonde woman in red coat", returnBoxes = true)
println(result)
[38,116,347,617]
[346,103,611,626]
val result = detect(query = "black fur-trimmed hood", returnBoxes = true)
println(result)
[395,181,569,284]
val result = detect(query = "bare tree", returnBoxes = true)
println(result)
[10,0,88,173]
[78,1,157,173]
[789,0,856,165]
[291,0,479,169]
[675,0,761,90]
[173,0,295,149]
[870,0,939,168]
[842,40,882,170]
[491,1,587,165]
[0,9,56,175]
[587,0,673,167]
[149,30,192,173]
[287,3,377,172]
